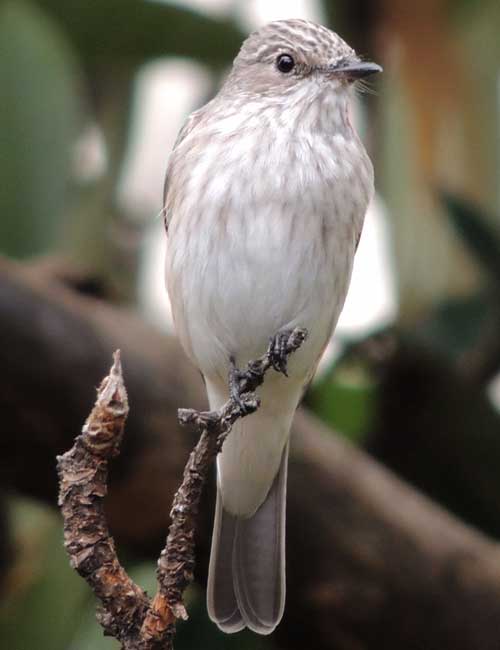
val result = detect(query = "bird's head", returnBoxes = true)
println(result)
[224,19,381,105]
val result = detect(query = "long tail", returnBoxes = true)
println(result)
[207,442,288,635]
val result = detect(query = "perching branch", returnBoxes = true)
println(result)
[57,330,307,649]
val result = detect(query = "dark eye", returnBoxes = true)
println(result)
[276,54,295,73]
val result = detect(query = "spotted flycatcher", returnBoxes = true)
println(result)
[164,19,381,635]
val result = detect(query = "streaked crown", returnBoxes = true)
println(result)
[221,19,369,100]
[235,19,355,70]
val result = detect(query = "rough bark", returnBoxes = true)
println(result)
[57,335,306,648]
[57,353,152,648]
[4,256,500,650]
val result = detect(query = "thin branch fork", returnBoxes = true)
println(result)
[57,329,307,649]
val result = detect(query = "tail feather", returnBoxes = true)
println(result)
[207,443,288,635]
[207,493,245,633]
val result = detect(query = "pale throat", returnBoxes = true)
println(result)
[311,85,352,133]
[281,82,353,136]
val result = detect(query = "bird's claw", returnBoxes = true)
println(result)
[268,330,294,377]
[228,357,254,414]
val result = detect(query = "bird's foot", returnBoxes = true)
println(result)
[268,329,296,377]
[228,357,256,415]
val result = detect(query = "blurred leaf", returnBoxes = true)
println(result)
[452,0,500,15]
[0,498,89,650]
[321,0,340,30]
[35,0,245,73]
[415,291,494,357]
[71,611,118,650]
[0,0,81,258]
[306,366,376,445]
[439,191,500,286]
[25,0,245,284]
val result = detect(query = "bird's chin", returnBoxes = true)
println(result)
[322,78,352,97]
[321,75,355,91]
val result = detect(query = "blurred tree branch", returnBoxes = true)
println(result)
[357,330,500,539]
[3,256,500,649]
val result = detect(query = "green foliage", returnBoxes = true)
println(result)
[411,193,500,359]
[35,0,245,72]
[416,292,494,358]
[0,0,244,262]
[306,361,376,444]
[0,0,80,258]
[439,191,500,287]
[0,499,89,649]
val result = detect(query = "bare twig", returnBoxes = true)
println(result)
[57,351,150,648]
[57,329,307,649]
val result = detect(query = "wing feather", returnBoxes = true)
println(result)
[162,103,212,233]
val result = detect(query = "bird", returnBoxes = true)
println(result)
[163,18,381,635]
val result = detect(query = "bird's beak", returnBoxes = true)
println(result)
[327,58,382,81]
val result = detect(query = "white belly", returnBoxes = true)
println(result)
[166,122,371,385]
[167,202,354,386]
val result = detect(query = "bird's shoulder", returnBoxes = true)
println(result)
[162,101,214,232]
